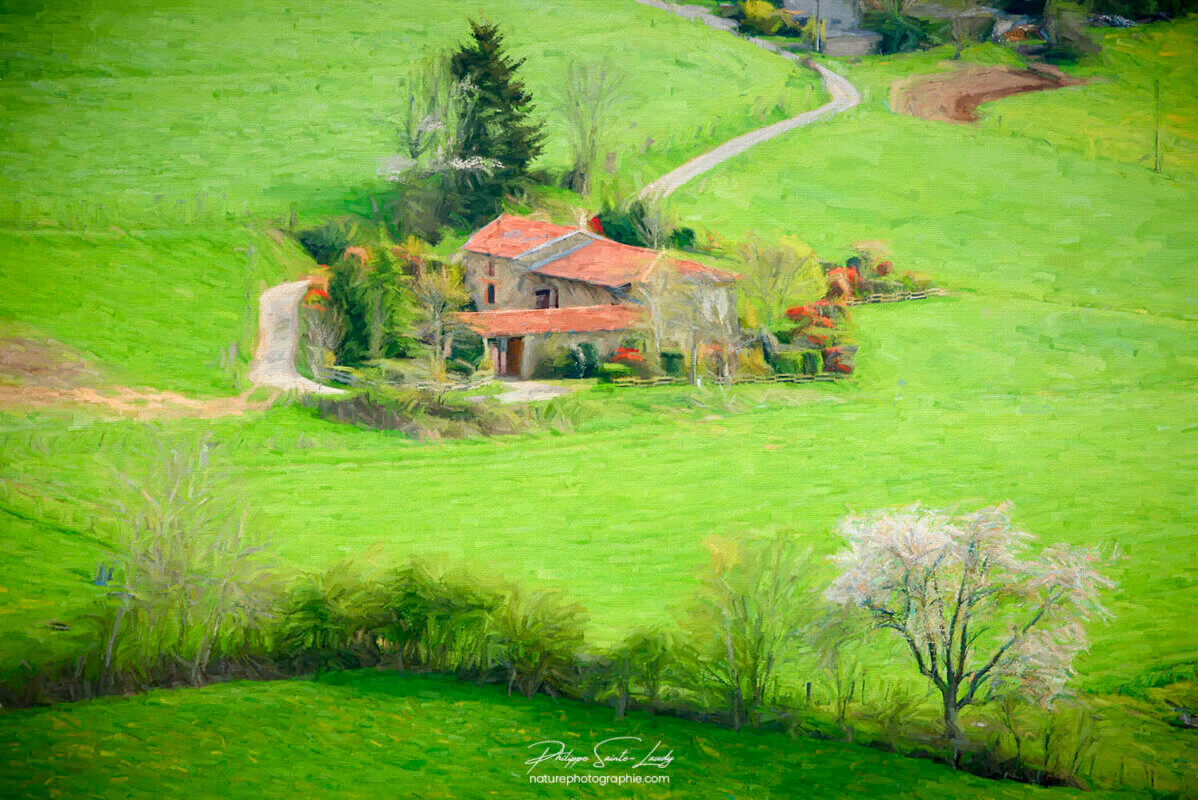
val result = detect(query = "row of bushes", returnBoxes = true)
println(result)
[299,387,534,440]
[1,535,1116,791]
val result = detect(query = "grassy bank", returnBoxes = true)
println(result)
[0,671,1141,800]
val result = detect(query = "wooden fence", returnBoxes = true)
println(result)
[321,368,494,393]
[844,288,947,306]
[612,373,843,388]
[413,375,495,392]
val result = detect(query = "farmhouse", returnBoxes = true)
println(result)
[457,214,738,378]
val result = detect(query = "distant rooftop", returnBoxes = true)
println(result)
[463,214,738,288]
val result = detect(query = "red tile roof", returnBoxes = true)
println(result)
[463,214,575,259]
[463,214,739,287]
[457,305,642,338]
[673,258,740,283]
[532,237,656,287]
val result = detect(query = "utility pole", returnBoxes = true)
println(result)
[1152,78,1162,174]
[815,0,822,54]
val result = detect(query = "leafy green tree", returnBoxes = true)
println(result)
[595,630,677,719]
[378,563,501,675]
[1044,0,1101,61]
[736,234,824,362]
[409,257,469,382]
[277,561,387,676]
[449,20,545,222]
[327,232,414,364]
[297,219,354,264]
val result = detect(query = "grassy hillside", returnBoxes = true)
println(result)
[0,671,1139,800]
[4,290,1196,691]
[0,0,820,213]
[0,0,822,394]
[655,31,1197,681]
[0,227,308,394]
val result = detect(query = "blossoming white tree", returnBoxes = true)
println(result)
[378,55,501,185]
[823,503,1113,762]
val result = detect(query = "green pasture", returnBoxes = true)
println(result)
[0,671,1139,800]
[0,0,820,216]
[2,292,1194,691]
[0,227,307,394]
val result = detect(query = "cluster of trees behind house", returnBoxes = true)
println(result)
[295,211,927,398]
[729,0,1191,59]
[4,439,1121,791]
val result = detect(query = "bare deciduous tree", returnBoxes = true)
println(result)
[630,252,672,363]
[631,197,673,251]
[811,607,869,731]
[684,533,812,730]
[556,62,626,195]
[302,305,345,378]
[824,504,1113,763]
[105,439,273,689]
[669,271,743,384]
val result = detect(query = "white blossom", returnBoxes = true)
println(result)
[824,503,1113,745]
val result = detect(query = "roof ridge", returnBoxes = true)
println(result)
[465,303,631,316]
[514,229,591,263]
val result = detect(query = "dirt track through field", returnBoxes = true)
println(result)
[0,278,344,418]
[635,0,860,198]
[891,64,1083,123]
[248,280,343,396]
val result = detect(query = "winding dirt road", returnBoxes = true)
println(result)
[636,1,860,199]
[248,280,343,395]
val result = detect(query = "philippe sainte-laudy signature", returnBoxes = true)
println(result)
[525,737,675,774]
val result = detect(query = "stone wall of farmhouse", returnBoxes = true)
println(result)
[462,252,618,311]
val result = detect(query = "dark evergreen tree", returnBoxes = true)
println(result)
[449,20,545,223]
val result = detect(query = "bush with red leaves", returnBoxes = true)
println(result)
[610,346,644,363]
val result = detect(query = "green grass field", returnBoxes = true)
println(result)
[0,671,1141,800]
[0,2,1195,797]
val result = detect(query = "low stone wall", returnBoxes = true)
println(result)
[823,32,882,57]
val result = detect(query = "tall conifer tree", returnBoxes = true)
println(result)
[449,20,544,222]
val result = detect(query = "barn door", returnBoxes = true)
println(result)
[506,337,524,376]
